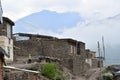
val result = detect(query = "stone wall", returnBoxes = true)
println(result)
[0,17,14,38]
[92,58,98,68]
[0,24,6,36]
[0,17,14,62]
[0,36,14,62]
[13,33,93,76]
[14,38,75,70]
[73,55,90,75]
[3,71,40,80]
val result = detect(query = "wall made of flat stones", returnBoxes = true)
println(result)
[14,39,75,71]
[14,34,90,76]
[73,55,90,76]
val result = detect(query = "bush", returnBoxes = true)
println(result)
[102,72,113,80]
[41,63,63,79]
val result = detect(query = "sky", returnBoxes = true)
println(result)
[2,0,120,21]
[2,0,120,64]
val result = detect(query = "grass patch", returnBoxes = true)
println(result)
[41,63,63,79]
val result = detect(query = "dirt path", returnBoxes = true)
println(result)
[76,68,104,80]
[87,68,101,80]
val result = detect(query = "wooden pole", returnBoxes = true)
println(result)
[98,41,101,60]
[98,41,102,80]
[102,36,106,62]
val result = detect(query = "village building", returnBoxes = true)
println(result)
[13,33,99,75]
[0,17,15,62]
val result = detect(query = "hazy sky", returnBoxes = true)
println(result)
[2,0,120,21]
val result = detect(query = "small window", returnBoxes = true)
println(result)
[7,23,11,38]
[77,43,80,55]
[71,45,75,54]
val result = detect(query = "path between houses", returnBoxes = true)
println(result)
[76,68,104,80]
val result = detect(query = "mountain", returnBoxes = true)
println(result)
[14,10,82,34]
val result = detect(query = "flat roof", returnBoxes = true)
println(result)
[14,33,58,39]
[3,17,15,26]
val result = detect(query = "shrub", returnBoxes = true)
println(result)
[41,63,63,79]
[102,72,113,80]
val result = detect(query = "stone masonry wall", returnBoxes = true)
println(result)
[73,55,90,75]
[14,33,91,76]
[14,39,75,70]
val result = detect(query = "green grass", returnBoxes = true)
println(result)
[41,63,63,79]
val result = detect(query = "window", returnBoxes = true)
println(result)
[70,45,73,53]
[8,38,11,44]
[7,23,11,38]
[77,43,80,55]
[71,45,76,54]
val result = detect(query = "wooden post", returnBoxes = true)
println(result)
[102,36,106,66]
[98,41,102,80]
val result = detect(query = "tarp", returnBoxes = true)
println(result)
[0,47,10,58]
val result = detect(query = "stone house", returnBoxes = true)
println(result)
[85,49,97,68]
[85,49,104,68]
[0,17,14,62]
[13,33,97,75]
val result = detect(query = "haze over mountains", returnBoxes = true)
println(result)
[14,10,120,65]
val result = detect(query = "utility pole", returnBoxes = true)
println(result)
[98,41,102,80]
[98,41,101,59]
[102,36,106,65]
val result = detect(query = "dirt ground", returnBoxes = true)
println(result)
[75,68,104,80]
[8,57,104,80]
